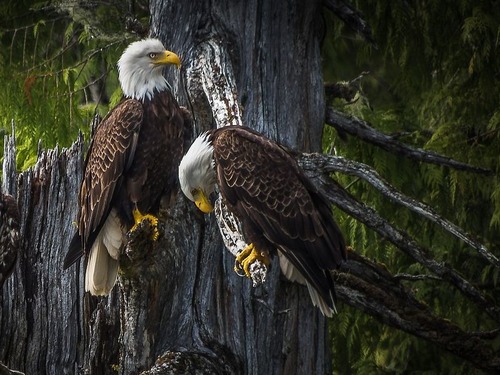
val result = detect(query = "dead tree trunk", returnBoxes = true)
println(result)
[0,134,86,375]
[1,1,332,374]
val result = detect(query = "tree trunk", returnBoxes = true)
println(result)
[0,134,86,375]
[0,1,333,374]
[2,2,500,373]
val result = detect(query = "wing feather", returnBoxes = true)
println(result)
[79,99,143,252]
[213,126,346,308]
[214,127,341,249]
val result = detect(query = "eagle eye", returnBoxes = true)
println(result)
[191,188,198,196]
[149,52,157,59]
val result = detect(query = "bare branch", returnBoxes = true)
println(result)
[325,107,494,175]
[299,155,500,322]
[393,273,442,282]
[302,152,500,267]
[337,252,500,373]
[323,0,376,46]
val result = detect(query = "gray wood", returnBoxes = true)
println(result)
[1,134,84,375]
[0,1,332,374]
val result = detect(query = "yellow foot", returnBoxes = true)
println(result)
[234,243,270,278]
[130,209,160,241]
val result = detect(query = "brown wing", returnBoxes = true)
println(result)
[63,99,143,268]
[81,98,144,246]
[121,93,192,217]
[212,126,346,305]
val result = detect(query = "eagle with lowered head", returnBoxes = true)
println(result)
[64,38,191,296]
[178,126,347,316]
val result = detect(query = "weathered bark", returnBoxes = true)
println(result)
[0,133,84,375]
[143,1,331,374]
[153,0,325,152]
[2,1,332,375]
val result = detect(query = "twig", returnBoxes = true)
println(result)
[393,273,442,282]
[469,329,500,340]
[323,0,377,46]
[325,107,494,175]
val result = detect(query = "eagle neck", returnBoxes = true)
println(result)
[202,138,217,189]
[119,68,170,102]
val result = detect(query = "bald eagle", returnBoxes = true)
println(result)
[178,126,346,316]
[0,192,20,289]
[64,38,192,296]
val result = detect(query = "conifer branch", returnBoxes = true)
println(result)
[325,107,494,175]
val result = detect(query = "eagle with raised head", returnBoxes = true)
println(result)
[178,126,346,316]
[64,38,191,296]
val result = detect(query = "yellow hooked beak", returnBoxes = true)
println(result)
[193,189,214,214]
[156,50,181,69]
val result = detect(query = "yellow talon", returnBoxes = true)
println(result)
[131,208,160,241]
[234,243,270,277]
[234,244,254,275]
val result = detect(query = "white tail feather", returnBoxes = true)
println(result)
[85,210,123,296]
[278,252,336,317]
[85,240,118,296]
[278,251,306,284]
[102,209,123,260]
[305,281,336,317]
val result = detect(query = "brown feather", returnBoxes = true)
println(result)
[64,93,192,274]
[79,98,143,250]
[211,126,346,311]
[63,39,192,296]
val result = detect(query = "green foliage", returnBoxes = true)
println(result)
[324,0,500,373]
[0,1,144,171]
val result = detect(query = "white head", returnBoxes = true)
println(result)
[178,132,217,213]
[118,38,181,101]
